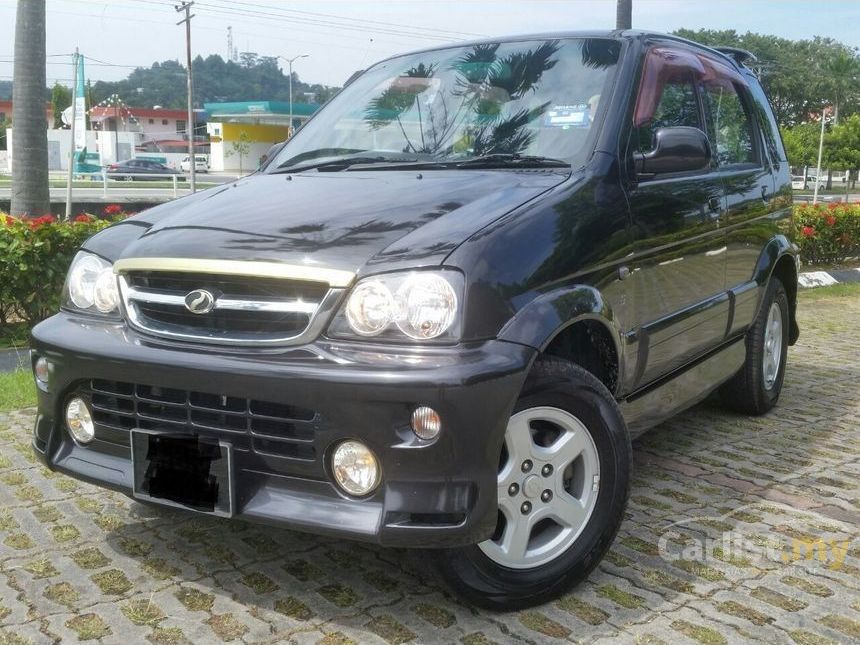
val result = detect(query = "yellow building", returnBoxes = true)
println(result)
[204,101,319,173]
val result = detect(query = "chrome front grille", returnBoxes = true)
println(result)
[114,259,352,345]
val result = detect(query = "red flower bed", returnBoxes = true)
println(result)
[793,203,860,264]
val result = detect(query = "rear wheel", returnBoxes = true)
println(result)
[436,357,630,610]
[720,276,789,414]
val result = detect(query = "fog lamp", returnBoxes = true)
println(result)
[411,405,441,440]
[331,440,380,496]
[65,397,95,444]
[34,356,49,384]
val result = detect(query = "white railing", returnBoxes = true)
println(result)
[97,171,187,198]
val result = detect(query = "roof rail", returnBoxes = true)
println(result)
[712,46,758,66]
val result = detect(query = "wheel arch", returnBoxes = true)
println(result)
[496,285,624,396]
[752,235,799,345]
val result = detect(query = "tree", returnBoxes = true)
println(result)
[11,0,49,218]
[50,82,71,129]
[781,122,820,168]
[673,29,860,128]
[823,50,860,124]
[616,0,632,30]
[226,130,251,174]
[0,116,10,151]
[824,114,860,188]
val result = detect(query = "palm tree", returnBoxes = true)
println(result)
[11,0,49,217]
[824,50,860,124]
[616,0,632,30]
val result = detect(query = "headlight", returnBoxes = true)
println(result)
[329,270,463,343]
[62,251,119,315]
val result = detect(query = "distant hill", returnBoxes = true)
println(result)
[88,53,339,110]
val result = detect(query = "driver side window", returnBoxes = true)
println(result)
[633,75,701,154]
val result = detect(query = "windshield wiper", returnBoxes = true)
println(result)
[270,156,417,173]
[454,153,570,169]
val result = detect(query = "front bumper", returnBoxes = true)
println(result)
[30,312,535,547]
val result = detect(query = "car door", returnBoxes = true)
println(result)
[622,46,729,389]
[701,72,780,335]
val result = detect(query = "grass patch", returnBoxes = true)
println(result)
[121,598,165,626]
[0,370,36,411]
[799,282,860,299]
[65,613,111,640]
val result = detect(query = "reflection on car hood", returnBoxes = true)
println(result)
[118,169,568,274]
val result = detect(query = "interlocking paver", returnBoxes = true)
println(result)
[1,287,858,643]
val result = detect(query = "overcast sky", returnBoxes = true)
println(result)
[2,0,859,92]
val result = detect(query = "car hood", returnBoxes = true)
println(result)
[116,169,568,275]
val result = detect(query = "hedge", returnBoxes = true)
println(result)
[1,211,121,325]
[1,202,859,329]
[794,202,860,265]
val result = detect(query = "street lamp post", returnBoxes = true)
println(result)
[280,54,309,136]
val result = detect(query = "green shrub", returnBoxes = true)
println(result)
[0,213,116,325]
[793,202,860,265]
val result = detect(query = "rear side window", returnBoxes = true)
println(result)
[747,78,787,167]
[701,81,757,166]
[633,75,701,153]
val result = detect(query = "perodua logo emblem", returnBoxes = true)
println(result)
[184,289,216,314]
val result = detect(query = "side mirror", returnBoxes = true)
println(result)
[634,126,711,175]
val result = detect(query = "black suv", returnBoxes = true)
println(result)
[31,31,797,610]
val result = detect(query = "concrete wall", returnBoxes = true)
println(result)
[6,129,138,172]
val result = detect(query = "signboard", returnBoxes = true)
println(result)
[73,56,87,153]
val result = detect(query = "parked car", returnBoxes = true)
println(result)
[32,31,797,610]
[180,155,209,173]
[791,175,806,190]
[106,159,184,181]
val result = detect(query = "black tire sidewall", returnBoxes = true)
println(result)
[438,361,630,609]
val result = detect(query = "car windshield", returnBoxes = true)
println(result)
[267,37,621,172]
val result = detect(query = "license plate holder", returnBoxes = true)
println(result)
[131,429,234,517]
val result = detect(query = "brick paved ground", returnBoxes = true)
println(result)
[1,287,858,644]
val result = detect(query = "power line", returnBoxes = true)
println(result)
[199,0,486,40]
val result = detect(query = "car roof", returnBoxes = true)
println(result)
[369,29,744,75]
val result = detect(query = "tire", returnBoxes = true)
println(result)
[435,356,631,610]
[720,276,789,415]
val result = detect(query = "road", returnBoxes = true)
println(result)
[0,286,857,643]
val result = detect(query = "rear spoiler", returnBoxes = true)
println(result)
[712,46,758,67]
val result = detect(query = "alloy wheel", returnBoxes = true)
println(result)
[762,302,783,391]
[478,406,600,569]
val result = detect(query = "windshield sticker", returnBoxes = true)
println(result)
[545,104,589,128]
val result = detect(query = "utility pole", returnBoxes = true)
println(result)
[813,106,828,205]
[176,1,196,192]
[65,48,79,220]
[280,54,308,137]
[616,0,632,30]
[113,94,119,162]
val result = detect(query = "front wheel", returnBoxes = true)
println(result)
[436,357,631,610]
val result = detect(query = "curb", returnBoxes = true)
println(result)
[798,268,860,288]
